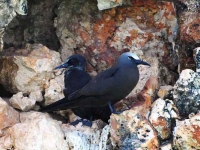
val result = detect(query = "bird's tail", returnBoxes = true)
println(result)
[39,97,78,112]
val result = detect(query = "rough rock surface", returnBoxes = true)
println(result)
[173,69,200,117]
[97,0,132,10]
[29,90,43,102]
[177,0,200,71]
[0,44,61,93]
[173,112,200,149]
[9,92,36,111]
[55,0,178,87]
[62,120,109,149]
[157,85,173,99]
[0,97,20,137]
[148,98,180,140]
[0,0,27,51]
[44,73,64,105]
[193,47,200,74]
[0,111,68,150]
[110,109,159,149]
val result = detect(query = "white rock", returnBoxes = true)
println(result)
[62,120,107,149]
[0,111,68,150]
[29,90,43,102]
[44,73,64,105]
[9,92,36,111]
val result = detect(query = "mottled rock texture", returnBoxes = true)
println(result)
[173,69,200,117]
[55,0,178,87]
[193,47,200,74]
[0,0,27,51]
[148,98,180,140]
[173,112,200,149]
[0,111,68,150]
[177,0,200,71]
[3,0,61,51]
[0,97,19,137]
[0,44,61,93]
[62,120,110,150]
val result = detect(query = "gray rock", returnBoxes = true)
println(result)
[0,0,27,51]
[173,69,200,117]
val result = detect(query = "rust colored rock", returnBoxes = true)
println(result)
[55,0,178,86]
[110,109,159,149]
[138,76,159,109]
[157,85,173,99]
[0,44,61,93]
[173,112,200,149]
[148,98,180,140]
[0,97,20,137]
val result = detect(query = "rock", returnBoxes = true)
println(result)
[55,0,178,86]
[160,142,173,150]
[61,120,108,149]
[157,85,173,99]
[0,0,27,51]
[177,0,200,71]
[0,111,68,150]
[148,98,180,140]
[173,69,200,117]
[0,97,20,137]
[173,112,200,149]
[44,73,64,105]
[0,44,61,93]
[110,109,159,149]
[97,0,132,10]
[138,76,159,109]
[29,90,43,102]
[9,92,36,111]
[193,47,200,74]
[115,76,159,113]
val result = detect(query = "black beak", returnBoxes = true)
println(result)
[135,59,151,66]
[54,63,69,70]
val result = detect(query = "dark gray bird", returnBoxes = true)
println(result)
[40,52,150,117]
[41,54,111,126]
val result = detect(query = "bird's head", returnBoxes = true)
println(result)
[54,54,87,70]
[117,52,150,67]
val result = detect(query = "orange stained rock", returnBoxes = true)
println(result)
[192,125,200,144]
[139,76,159,109]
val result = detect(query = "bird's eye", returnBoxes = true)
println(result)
[128,56,134,60]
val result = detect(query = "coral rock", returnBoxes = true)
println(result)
[110,109,159,149]
[173,112,200,149]
[0,111,68,150]
[173,69,200,117]
[0,97,19,137]
[0,44,61,93]
[9,92,36,111]
[61,120,109,149]
[148,98,180,140]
